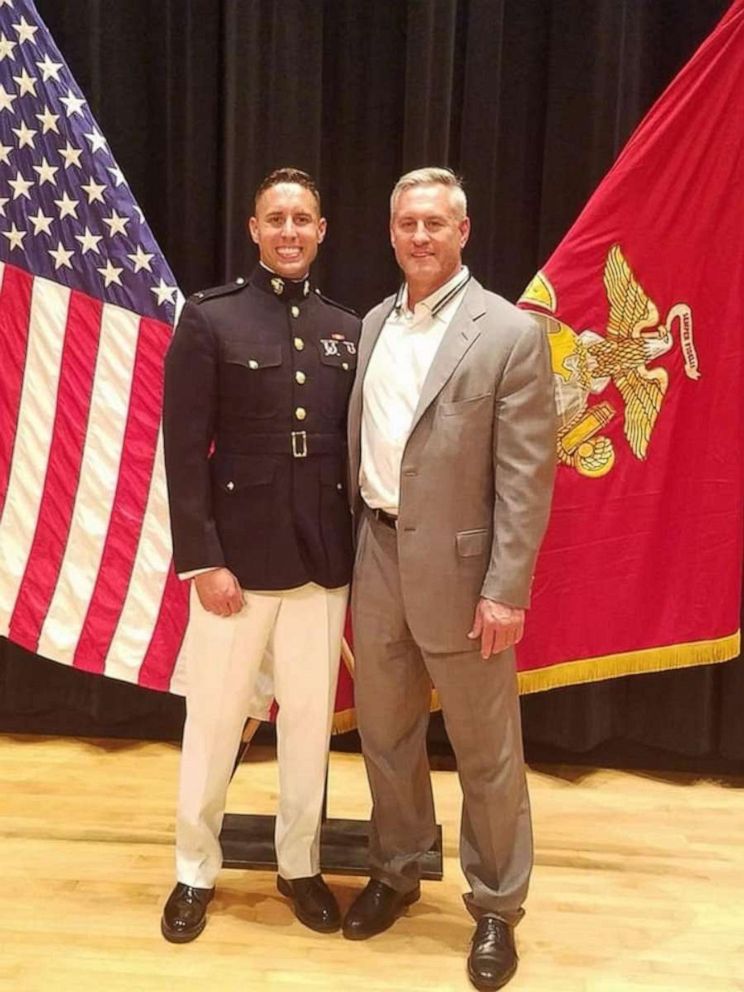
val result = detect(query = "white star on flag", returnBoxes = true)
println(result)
[97,260,124,287]
[127,245,154,273]
[58,141,82,168]
[0,195,8,215]
[28,208,53,235]
[54,191,79,219]
[48,240,74,270]
[0,81,17,111]
[32,157,57,185]
[12,15,39,44]
[103,209,129,236]
[74,226,103,254]
[59,88,84,117]
[8,169,32,199]
[80,177,106,203]
[0,140,11,164]
[84,130,106,153]
[35,105,58,133]
[3,221,26,249]
[12,120,36,148]
[0,31,16,61]
[12,66,36,95]
[107,164,125,187]
[36,53,62,81]
[151,278,178,305]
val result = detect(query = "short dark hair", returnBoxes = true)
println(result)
[254,167,321,213]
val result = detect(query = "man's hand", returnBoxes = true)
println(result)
[468,598,525,660]
[194,568,244,617]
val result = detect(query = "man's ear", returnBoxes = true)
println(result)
[247,216,259,245]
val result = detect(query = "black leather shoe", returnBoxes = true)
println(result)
[160,882,215,943]
[467,915,518,990]
[277,874,341,933]
[342,879,420,940]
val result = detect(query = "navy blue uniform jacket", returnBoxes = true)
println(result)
[163,264,361,591]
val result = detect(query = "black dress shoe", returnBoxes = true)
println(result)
[342,879,420,940]
[467,915,518,991]
[277,874,341,933]
[161,882,215,943]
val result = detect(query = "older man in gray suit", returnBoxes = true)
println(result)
[343,168,556,991]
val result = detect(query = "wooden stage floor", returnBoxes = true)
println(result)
[1,735,742,992]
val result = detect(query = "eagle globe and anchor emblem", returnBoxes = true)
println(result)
[519,244,700,478]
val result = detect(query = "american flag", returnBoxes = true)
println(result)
[0,0,189,692]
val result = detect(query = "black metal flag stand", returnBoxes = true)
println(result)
[219,721,443,879]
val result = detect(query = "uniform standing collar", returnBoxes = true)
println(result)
[250,263,312,302]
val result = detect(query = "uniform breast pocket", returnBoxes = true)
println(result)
[220,342,283,419]
[317,342,357,421]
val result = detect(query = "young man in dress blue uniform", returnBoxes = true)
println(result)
[161,168,360,941]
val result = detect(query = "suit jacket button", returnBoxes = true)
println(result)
[293,337,304,351]
[295,407,307,421]
[226,481,235,491]
[248,359,259,369]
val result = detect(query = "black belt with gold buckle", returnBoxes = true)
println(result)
[220,432,344,460]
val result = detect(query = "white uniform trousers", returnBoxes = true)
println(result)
[175,581,348,888]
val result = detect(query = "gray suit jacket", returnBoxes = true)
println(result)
[348,277,557,654]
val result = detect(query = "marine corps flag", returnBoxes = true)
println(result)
[516,0,744,691]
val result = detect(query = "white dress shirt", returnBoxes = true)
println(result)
[360,266,470,514]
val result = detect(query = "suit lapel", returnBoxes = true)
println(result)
[408,280,487,436]
[358,300,393,378]
[348,295,396,495]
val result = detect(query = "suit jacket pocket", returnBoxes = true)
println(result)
[439,392,493,416]
[456,528,489,557]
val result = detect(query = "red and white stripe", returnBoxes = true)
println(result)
[0,261,188,692]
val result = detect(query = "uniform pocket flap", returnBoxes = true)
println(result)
[456,528,489,557]
[320,459,346,490]
[212,454,277,491]
[223,342,282,370]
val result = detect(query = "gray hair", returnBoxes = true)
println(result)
[390,167,467,220]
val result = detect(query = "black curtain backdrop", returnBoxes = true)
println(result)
[1,0,742,769]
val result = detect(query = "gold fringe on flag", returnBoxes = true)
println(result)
[333,631,740,733]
